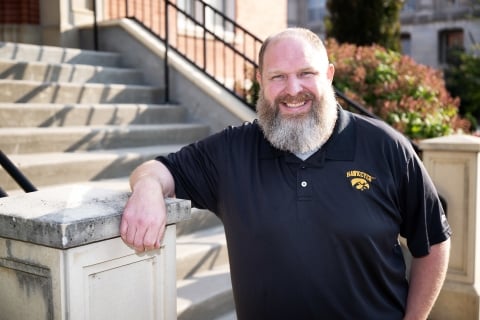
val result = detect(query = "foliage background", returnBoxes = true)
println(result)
[325,39,470,139]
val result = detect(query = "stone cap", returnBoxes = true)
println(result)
[420,134,480,152]
[0,182,191,249]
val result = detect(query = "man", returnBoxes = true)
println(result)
[121,28,451,319]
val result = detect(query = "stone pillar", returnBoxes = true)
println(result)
[420,135,480,320]
[0,182,191,320]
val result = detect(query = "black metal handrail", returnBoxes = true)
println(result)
[0,150,37,198]
[113,0,263,107]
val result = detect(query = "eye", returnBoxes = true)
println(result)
[270,74,285,81]
[299,71,317,78]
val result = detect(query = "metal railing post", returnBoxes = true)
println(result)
[164,0,170,102]
[93,0,99,50]
[202,3,207,70]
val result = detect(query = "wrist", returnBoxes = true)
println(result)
[131,175,163,194]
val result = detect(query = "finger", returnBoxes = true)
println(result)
[131,227,147,252]
[119,219,128,241]
[124,224,136,245]
[143,226,160,251]
[120,220,137,247]
[120,201,135,245]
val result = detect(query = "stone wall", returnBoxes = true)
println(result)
[421,135,480,319]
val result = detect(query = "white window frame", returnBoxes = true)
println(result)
[177,0,235,40]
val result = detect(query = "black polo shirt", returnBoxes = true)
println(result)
[158,107,451,320]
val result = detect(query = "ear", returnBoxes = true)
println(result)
[256,70,262,86]
[327,63,335,83]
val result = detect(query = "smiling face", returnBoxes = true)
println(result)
[256,29,338,154]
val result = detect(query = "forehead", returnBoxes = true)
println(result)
[262,36,327,72]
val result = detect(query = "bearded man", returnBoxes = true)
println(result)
[121,28,451,320]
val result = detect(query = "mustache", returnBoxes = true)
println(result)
[274,91,315,105]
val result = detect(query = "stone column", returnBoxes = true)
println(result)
[0,182,191,320]
[420,135,480,320]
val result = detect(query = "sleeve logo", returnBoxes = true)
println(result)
[346,170,375,191]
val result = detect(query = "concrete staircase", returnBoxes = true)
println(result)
[0,42,234,320]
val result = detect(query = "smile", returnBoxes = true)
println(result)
[285,101,307,108]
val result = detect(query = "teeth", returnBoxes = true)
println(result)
[285,101,305,108]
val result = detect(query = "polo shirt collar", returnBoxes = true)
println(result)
[323,106,356,161]
[258,106,356,162]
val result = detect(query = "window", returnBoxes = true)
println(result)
[177,0,235,36]
[438,29,464,64]
[401,33,412,56]
[308,0,326,23]
[402,0,417,12]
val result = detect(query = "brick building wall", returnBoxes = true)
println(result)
[235,0,287,41]
[0,0,39,24]
[104,0,287,44]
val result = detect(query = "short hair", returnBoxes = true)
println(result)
[257,28,328,74]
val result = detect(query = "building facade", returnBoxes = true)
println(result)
[287,0,480,68]
[401,0,480,68]
[2,0,476,69]
[0,0,286,49]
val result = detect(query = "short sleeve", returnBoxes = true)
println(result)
[399,150,452,257]
[156,132,224,213]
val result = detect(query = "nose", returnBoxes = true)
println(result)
[285,76,302,95]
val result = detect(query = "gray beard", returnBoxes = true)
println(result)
[256,84,338,154]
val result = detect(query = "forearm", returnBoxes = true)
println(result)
[120,159,175,251]
[129,159,175,197]
[404,238,451,320]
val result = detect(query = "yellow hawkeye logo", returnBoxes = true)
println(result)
[346,170,375,191]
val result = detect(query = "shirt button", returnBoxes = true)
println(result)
[301,181,308,187]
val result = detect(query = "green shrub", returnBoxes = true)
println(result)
[444,46,480,130]
[326,39,470,139]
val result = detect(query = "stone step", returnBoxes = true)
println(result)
[176,264,234,320]
[0,103,187,127]
[176,225,228,281]
[0,80,164,104]
[176,224,233,320]
[0,41,121,67]
[0,123,210,154]
[0,145,184,191]
[0,59,144,84]
[176,208,223,237]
